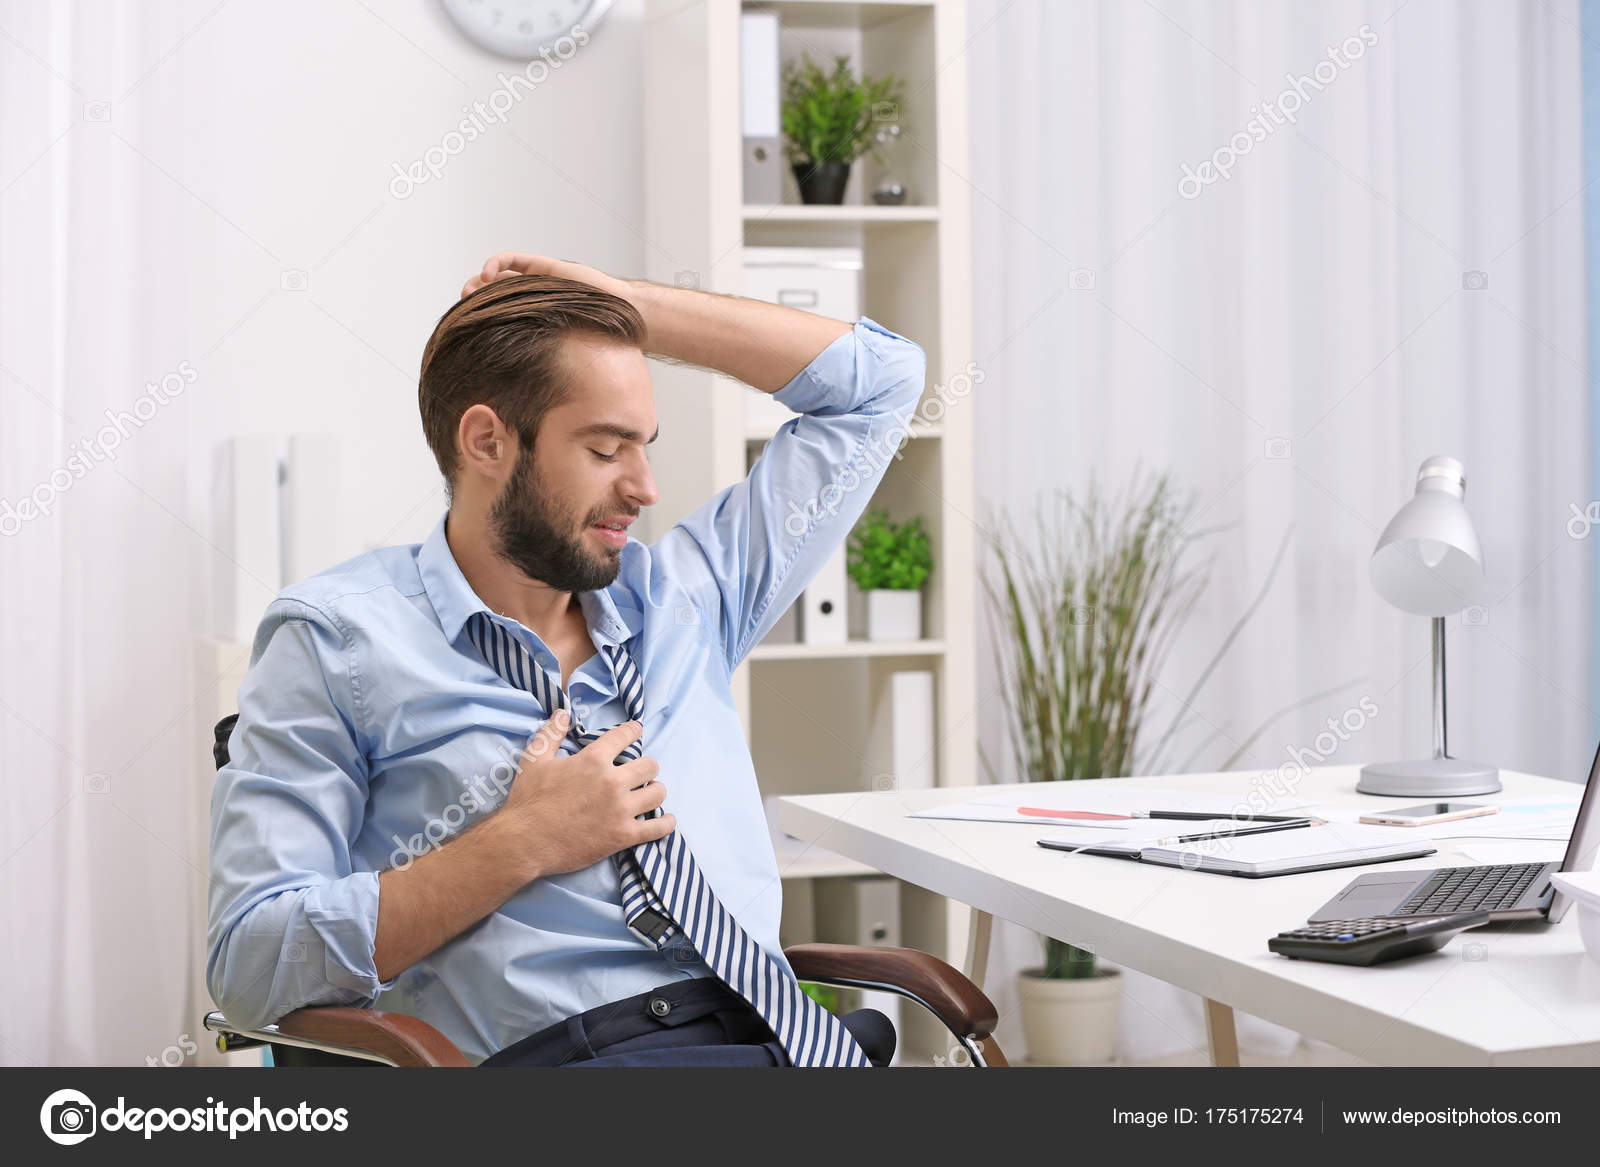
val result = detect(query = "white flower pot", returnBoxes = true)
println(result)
[866,589,921,641]
[1017,967,1122,1066]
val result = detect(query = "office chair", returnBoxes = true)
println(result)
[204,714,1006,1067]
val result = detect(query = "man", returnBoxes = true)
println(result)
[207,252,925,1066]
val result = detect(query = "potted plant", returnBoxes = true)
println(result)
[847,508,932,641]
[781,52,904,205]
[982,475,1301,1064]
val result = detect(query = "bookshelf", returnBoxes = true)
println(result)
[642,0,975,1059]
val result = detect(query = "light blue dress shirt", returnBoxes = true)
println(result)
[206,316,925,1063]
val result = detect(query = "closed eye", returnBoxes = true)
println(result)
[591,449,620,463]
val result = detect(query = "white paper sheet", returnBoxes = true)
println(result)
[910,786,1312,827]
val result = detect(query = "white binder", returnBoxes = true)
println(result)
[800,542,848,643]
[213,435,283,643]
[887,671,937,790]
[283,433,343,583]
[739,10,782,204]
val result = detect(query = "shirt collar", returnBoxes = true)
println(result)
[416,510,641,649]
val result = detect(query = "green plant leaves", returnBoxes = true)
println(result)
[979,475,1206,786]
[847,508,932,591]
[780,52,904,167]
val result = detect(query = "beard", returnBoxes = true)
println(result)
[488,449,624,594]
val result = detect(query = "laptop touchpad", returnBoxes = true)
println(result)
[1306,877,1416,922]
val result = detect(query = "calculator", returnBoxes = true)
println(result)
[1267,910,1492,965]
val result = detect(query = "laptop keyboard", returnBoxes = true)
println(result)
[1396,862,1548,915]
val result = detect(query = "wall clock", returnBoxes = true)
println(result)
[439,0,615,59]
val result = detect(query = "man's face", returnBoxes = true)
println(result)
[489,333,659,593]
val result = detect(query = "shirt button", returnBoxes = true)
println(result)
[648,996,671,1018]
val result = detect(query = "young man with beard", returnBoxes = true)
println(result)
[206,253,926,1066]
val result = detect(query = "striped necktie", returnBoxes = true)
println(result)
[466,611,870,1067]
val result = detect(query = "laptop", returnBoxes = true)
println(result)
[1308,738,1600,923]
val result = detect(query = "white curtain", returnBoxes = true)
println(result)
[969,0,1590,1062]
[1,2,222,1065]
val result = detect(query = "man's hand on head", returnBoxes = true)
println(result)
[455,248,846,390]
[459,252,636,303]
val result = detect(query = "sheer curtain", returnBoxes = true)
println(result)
[968,0,1591,1061]
[1,2,222,1065]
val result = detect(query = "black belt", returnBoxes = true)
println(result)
[481,977,778,1067]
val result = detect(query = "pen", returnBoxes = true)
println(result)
[1136,810,1319,823]
[1016,807,1325,825]
[1151,818,1316,846]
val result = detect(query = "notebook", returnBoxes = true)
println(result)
[1038,823,1437,878]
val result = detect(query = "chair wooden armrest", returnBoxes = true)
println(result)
[208,946,1006,1068]
[275,1007,472,1066]
[205,1008,471,1067]
[784,942,1005,1064]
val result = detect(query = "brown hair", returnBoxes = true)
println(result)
[417,274,646,491]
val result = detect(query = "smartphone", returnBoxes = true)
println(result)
[1359,801,1499,826]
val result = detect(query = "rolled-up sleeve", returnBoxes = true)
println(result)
[205,598,395,1030]
[652,316,926,672]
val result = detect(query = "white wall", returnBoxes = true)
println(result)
[177,0,650,589]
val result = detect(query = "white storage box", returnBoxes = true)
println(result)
[740,247,862,437]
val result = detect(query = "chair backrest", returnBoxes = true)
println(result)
[212,713,238,770]
[210,715,378,1069]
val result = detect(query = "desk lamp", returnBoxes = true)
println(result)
[1357,455,1501,797]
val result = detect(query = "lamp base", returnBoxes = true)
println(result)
[1356,757,1502,798]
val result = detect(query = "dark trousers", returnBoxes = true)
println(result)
[480,977,895,1068]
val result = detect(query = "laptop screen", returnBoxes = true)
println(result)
[1551,738,1600,922]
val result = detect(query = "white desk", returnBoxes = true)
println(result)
[776,766,1600,1066]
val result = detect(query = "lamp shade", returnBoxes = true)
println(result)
[1368,455,1485,616]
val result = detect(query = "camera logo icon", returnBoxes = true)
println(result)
[1068,267,1096,291]
[1462,270,1489,291]
[666,940,699,965]
[40,1088,96,1145]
